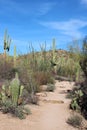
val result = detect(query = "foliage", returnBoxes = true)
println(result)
[79,94,87,120]
[80,36,87,78]
[70,90,83,111]
[67,114,83,128]
[46,84,55,92]
[0,100,30,119]
[56,56,81,81]
[0,73,30,119]
[0,59,15,80]
[22,89,39,105]
[33,71,54,86]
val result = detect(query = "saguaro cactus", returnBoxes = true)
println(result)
[4,30,11,59]
[10,73,24,106]
[4,30,11,51]
[52,38,56,62]
[10,73,20,106]
[14,45,17,68]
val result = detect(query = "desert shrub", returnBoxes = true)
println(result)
[14,106,31,119]
[0,73,30,119]
[19,70,40,93]
[70,90,83,111]
[73,36,87,119]
[66,85,81,99]
[78,94,87,120]
[37,56,51,72]
[0,100,30,119]
[46,84,55,92]
[56,56,81,81]
[80,36,87,78]
[33,71,54,86]
[67,114,83,128]
[22,89,39,105]
[0,59,15,80]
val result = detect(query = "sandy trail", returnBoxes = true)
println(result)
[0,80,78,130]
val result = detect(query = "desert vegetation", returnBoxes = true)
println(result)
[0,30,87,128]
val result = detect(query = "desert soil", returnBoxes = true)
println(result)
[0,80,78,130]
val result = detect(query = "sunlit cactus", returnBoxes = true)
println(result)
[10,73,24,106]
[10,73,20,106]
[1,85,7,103]
[19,85,24,97]
[14,45,17,68]
[4,30,11,52]
[52,38,56,62]
[4,30,11,59]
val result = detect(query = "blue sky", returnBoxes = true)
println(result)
[0,0,87,55]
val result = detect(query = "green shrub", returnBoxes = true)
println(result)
[0,99,30,119]
[67,114,83,128]
[0,73,30,119]
[46,84,55,92]
[70,90,83,111]
[0,59,15,80]
[56,56,81,80]
[34,71,54,86]
[14,106,31,119]
[80,36,87,78]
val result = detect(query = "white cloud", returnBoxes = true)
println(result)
[40,19,87,38]
[0,0,55,16]
[37,2,56,15]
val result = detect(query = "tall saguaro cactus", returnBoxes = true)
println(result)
[4,30,11,59]
[52,38,56,62]
[14,45,17,68]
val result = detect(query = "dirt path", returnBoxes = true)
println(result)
[0,80,78,130]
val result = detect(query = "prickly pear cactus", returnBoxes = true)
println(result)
[10,73,20,106]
